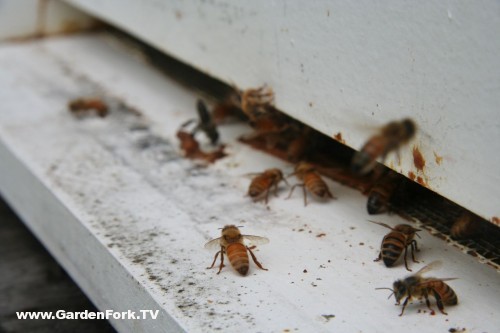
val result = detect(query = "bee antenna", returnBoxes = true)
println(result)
[375,287,394,299]
[415,232,422,239]
[237,225,244,228]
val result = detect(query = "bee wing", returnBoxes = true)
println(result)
[204,237,222,250]
[417,278,458,287]
[414,260,443,276]
[196,99,212,124]
[242,235,270,246]
[241,172,262,178]
[368,220,395,231]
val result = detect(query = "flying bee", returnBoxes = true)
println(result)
[240,85,275,121]
[68,98,109,118]
[205,225,269,276]
[247,168,289,204]
[287,162,335,206]
[351,118,416,175]
[369,220,421,271]
[377,261,458,316]
[181,99,220,145]
[450,211,481,239]
[366,171,403,215]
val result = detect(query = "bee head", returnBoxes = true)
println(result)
[392,280,407,303]
[367,192,387,214]
[221,225,242,242]
[401,118,416,139]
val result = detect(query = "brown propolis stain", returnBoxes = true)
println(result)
[408,171,416,181]
[412,146,425,171]
[433,151,443,165]
[416,176,428,187]
[68,98,109,118]
[333,132,345,144]
[492,217,500,226]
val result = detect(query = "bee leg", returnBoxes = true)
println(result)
[403,245,412,271]
[422,290,433,312]
[410,240,420,263]
[181,118,197,129]
[412,239,420,252]
[273,182,279,197]
[216,248,226,274]
[207,250,222,270]
[286,184,302,199]
[302,184,308,206]
[246,246,268,271]
[374,251,382,262]
[325,185,336,200]
[399,296,410,316]
[264,188,271,204]
[432,290,448,315]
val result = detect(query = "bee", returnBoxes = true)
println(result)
[377,261,458,316]
[182,99,220,145]
[176,130,226,163]
[351,118,416,175]
[205,225,269,276]
[68,98,108,118]
[286,127,312,162]
[287,162,335,206]
[240,85,275,121]
[366,171,403,215]
[450,211,481,239]
[369,220,421,271]
[247,168,289,204]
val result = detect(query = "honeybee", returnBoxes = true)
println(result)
[205,225,269,276]
[68,98,109,118]
[182,99,220,145]
[248,168,289,204]
[367,171,403,215]
[450,211,481,239]
[240,85,275,121]
[287,162,335,206]
[176,130,226,163]
[378,261,458,316]
[351,118,416,175]
[286,127,312,162]
[369,220,421,271]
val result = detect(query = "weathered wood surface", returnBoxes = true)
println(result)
[0,198,116,333]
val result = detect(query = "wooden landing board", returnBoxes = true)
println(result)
[0,33,498,333]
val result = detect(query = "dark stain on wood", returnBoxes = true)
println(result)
[412,146,425,171]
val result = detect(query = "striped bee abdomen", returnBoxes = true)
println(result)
[432,281,458,305]
[303,173,328,197]
[226,243,250,276]
[248,176,272,198]
[381,233,405,267]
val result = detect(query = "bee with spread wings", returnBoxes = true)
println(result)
[205,225,269,276]
[378,260,458,316]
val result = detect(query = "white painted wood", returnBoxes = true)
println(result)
[0,0,97,40]
[62,0,500,222]
[0,34,498,333]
